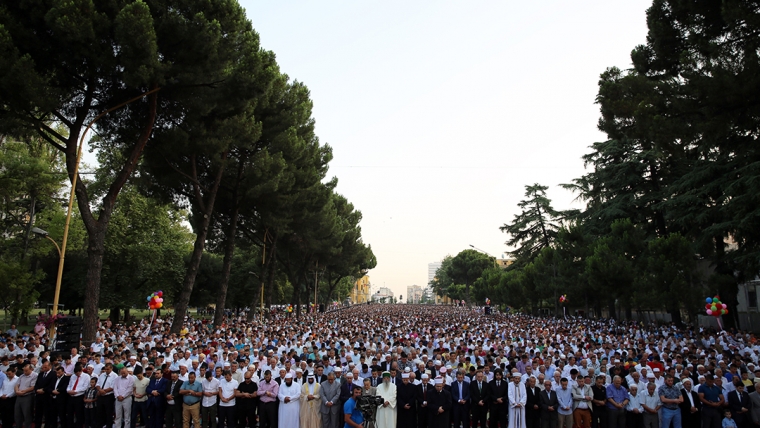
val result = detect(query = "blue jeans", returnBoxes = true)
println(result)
[660,406,681,428]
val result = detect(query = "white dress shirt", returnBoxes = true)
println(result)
[66,373,91,396]
[97,371,117,395]
[0,376,18,398]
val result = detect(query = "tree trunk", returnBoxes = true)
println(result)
[123,307,130,324]
[584,294,590,319]
[668,304,683,328]
[170,153,227,334]
[77,87,158,344]
[264,235,278,309]
[109,307,120,323]
[593,302,602,319]
[607,298,617,320]
[295,279,303,318]
[171,207,213,333]
[82,226,106,343]
[214,207,239,327]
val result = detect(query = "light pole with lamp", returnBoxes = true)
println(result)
[30,227,63,338]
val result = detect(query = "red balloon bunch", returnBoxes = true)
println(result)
[705,295,728,317]
[148,291,164,310]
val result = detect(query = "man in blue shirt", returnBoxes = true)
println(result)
[343,385,364,428]
[699,374,725,428]
[606,375,629,428]
[556,378,574,428]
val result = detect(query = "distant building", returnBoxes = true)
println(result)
[428,262,442,286]
[373,286,394,302]
[352,276,371,304]
[427,261,442,303]
[407,285,423,304]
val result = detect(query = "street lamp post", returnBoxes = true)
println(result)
[31,227,63,338]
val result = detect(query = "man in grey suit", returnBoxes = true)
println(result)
[748,381,760,425]
[320,371,341,428]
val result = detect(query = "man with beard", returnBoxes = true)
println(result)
[300,374,321,428]
[397,373,417,428]
[277,373,300,428]
[376,371,397,428]
[508,371,527,428]
[257,370,278,428]
[489,369,508,428]
[427,377,451,427]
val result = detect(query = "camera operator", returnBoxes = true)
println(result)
[344,385,364,428]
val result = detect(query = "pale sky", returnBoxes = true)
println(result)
[239,0,652,299]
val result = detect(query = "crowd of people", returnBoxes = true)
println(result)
[0,304,760,428]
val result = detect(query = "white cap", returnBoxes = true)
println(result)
[402,373,409,379]
[421,374,429,379]
[434,377,443,385]
[285,373,293,379]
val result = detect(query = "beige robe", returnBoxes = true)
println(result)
[300,381,321,428]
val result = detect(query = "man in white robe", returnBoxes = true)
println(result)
[508,371,527,428]
[375,371,397,428]
[277,372,300,428]
[300,374,321,428]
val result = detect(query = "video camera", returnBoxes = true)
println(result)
[357,395,384,420]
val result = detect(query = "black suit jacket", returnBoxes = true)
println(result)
[470,379,490,407]
[679,389,701,413]
[370,376,381,387]
[166,379,183,408]
[51,374,70,403]
[728,389,750,415]
[540,389,559,416]
[417,383,433,406]
[34,370,56,395]
[54,374,71,392]
[339,381,352,403]
[526,386,541,414]
[489,379,508,408]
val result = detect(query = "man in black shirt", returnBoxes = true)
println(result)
[236,372,258,428]
[591,375,607,428]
